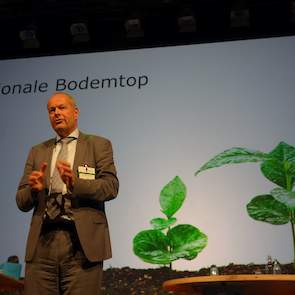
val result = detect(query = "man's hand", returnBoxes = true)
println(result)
[28,162,47,192]
[56,160,75,191]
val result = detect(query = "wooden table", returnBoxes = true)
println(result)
[0,273,24,292]
[163,274,295,295]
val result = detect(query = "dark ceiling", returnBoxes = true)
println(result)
[0,0,294,59]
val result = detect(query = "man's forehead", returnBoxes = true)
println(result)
[47,94,72,107]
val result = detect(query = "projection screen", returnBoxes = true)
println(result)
[0,35,295,271]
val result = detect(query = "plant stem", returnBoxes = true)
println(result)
[291,212,295,267]
[286,176,292,193]
[286,175,295,266]
[168,226,172,270]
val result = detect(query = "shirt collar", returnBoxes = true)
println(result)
[55,128,79,143]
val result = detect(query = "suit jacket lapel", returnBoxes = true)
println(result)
[73,132,87,176]
[44,138,55,189]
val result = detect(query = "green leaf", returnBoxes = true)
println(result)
[167,224,208,260]
[247,195,290,225]
[260,142,295,189]
[271,188,295,209]
[160,176,186,218]
[267,142,295,163]
[260,159,289,189]
[195,147,267,176]
[150,217,177,230]
[133,230,171,264]
[289,163,295,178]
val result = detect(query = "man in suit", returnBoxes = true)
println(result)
[16,92,119,295]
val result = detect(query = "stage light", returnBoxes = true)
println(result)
[125,18,144,38]
[19,28,40,49]
[177,15,196,33]
[70,23,90,44]
[230,1,250,29]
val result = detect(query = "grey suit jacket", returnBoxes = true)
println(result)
[16,132,119,262]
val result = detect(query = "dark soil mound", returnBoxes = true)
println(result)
[101,263,295,294]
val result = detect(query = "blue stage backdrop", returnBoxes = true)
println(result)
[0,36,295,271]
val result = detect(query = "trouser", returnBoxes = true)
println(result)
[24,223,103,295]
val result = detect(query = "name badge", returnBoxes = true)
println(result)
[78,165,95,180]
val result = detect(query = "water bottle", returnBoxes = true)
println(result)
[273,259,281,274]
[210,265,219,276]
[265,255,273,274]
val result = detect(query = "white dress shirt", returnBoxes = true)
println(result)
[49,128,79,195]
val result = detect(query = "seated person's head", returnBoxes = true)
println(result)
[7,255,19,264]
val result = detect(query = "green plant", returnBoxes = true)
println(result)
[133,176,208,268]
[195,141,295,264]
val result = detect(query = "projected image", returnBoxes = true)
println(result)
[0,35,295,287]
[195,141,295,264]
[133,176,208,267]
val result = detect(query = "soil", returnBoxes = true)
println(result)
[101,263,295,295]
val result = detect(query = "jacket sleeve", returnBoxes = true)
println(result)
[72,138,119,202]
[16,148,38,212]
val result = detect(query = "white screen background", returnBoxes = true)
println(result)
[0,36,295,271]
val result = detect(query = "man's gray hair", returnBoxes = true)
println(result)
[52,92,78,108]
